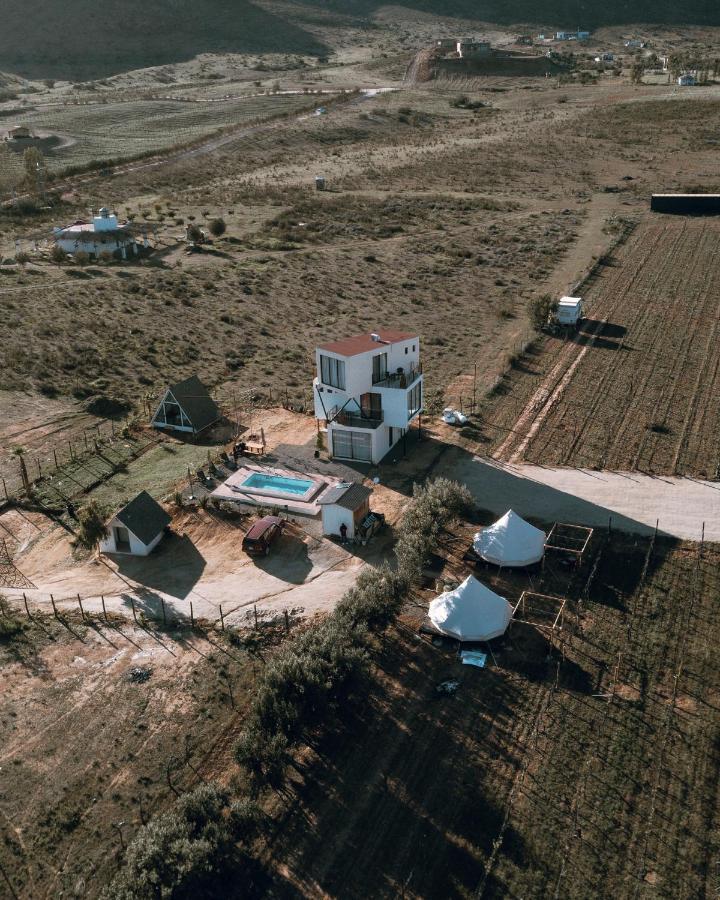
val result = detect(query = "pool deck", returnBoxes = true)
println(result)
[211,463,340,516]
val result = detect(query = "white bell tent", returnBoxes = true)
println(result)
[474,510,546,568]
[429,575,513,642]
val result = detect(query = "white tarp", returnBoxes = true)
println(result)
[429,575,512,642]
[474,509,546,567]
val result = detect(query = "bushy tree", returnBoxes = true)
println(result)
[105,784,257,900]
[73,500,108,552]
[528,293,557,332]
[208,218,226,238]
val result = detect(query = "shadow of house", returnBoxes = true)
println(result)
[115,532,206,600]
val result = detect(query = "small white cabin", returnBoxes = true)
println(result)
[677,74,697,87]
[319,482,372,540]
[99,491,171,557]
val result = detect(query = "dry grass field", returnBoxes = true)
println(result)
[0,93,329,177]
[3,514,719,899]
[483,216,720,478]
[250,524,720,899]
[4,16,720,899]
[0,612,266,898]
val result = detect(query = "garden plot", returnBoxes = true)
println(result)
[7,94,323,172]
[485,218,720,478]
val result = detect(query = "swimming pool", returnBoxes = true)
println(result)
[241,472,315,497]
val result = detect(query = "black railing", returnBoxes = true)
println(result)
[334,410,384,429]
[373,363,423,389]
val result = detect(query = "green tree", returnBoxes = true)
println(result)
[186,224,203,246]
[104,784,256,900]
[22,146,45,195]
[528,294,557,332]
[73,501,108,553]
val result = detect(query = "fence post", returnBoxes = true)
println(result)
[101,595,108,623]
[2,477,7,501]
[23,593,32,620]
[160,597,166,626]
[190,601,194,628]
[219,605,225,631]
[131,597,138,624]
[284,610,290,633]
[50,594,58,619]
[77,594,85,620]
[53,448,59,470]
[254,605,258,628]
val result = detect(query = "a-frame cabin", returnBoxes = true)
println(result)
[151,375,220,435]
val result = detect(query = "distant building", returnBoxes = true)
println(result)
[456,39,491,59]
[99,491,171,556]
[677,73,697,86]
[625,39,646,49]
[7,125,32,140]
[555,30,590,41]
[53,207,138,259]
[151,375,221,436]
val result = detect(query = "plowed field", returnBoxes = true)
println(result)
[485,218,720,478]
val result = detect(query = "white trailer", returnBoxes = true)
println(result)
[550,296,584,331]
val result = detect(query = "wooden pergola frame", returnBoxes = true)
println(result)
[512,591,567,632]
[544,522,593,561]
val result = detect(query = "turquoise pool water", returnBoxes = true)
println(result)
[242,472,314,496]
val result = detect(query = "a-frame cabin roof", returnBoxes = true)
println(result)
[156,375,220,433]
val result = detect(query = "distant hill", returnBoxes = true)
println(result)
[296,0,720,28]
[0,1,329,81]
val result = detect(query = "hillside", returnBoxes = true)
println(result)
[297,0,720,28]
[0,0,329,80]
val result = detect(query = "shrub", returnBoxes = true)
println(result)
[74,250,90,266]
[15,250,30,266]
[104,783,257,900]
[50,244,66,263]
[208,218,227,238]
[72,500,109,552]
[528,293,557,332]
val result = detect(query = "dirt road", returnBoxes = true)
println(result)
[443,451,720,540]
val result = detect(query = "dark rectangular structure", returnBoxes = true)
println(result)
[651,194,720,215]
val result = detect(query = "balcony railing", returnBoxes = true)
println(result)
[331,408,384,429]
[373,363,422,389]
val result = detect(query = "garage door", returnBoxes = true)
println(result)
[332,429,372,462]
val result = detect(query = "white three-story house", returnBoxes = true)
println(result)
[313,330,424,464]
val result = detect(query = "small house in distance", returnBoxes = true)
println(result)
[54,207,138,260]
[6,125,32,140]
[151,375,220,436]
[677,73,697,86]
[319,482,373,541]
[100,491,171,556]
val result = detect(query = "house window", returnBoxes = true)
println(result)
[320,355,346,390]
[407,382,422,418]
[405,347,408,354]
[371,352,388,384]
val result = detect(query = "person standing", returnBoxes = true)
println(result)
[339,523,348,544]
